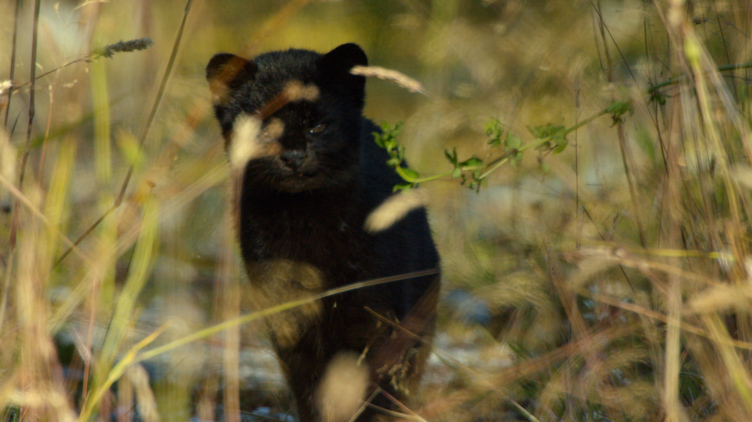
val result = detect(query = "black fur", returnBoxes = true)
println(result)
[207,43,439,422]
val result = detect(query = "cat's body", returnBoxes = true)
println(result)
[206,44,439,422]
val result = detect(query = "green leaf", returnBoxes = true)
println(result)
[552,139,569,154]
[452,168,462,178]
[504,133,521,150]
[399,167,420,181]
[395,145,406,161]
[484,118,501,136]
[605,101,632,116]
[444,148,458,165]
[485,118,504,147]
[393,183,414,192]
[530,124,565,139]
[649,90,667,106]
[459,157,483,168]
[606,101,633,125]
[374,121,404,150]
[380,121,403,134]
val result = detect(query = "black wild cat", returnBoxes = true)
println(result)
[206,43,439,422]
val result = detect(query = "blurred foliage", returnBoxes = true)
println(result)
[2,0,752,421]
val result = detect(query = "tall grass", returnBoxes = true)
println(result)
[1,0,752,421]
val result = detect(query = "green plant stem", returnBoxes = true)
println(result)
[562,108,610,135]
[396,107,611,186]
[648,61,752,94]
[78,322,169,422]
[477,138,547,180]
[397,167,452,184]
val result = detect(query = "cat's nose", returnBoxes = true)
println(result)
[280,150,307,171]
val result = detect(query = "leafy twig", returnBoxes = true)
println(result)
[375,101,633,192]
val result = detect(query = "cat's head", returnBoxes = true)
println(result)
[206,43,368,193]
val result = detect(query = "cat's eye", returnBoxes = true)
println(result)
[308,123,326,135]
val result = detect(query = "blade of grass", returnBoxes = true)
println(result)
[591,0,647,246]
[56,0,195,266]
[78,322,171,422]
[87,192,159,411]
[47,164,227,334]
[665,273,684,422]
[135,269,439,362]
[703,314,752,416]
[0,173,93,268]
[42,137,76,267]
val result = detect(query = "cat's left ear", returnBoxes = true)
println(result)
[317,43,368,107]
[206,53,258,103]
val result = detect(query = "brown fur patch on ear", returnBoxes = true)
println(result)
[206,53,256,105]
[209,80,230,105]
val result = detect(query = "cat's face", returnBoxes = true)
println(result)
[206,44,368,193]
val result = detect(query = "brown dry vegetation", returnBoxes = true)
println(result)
[2,0,752,421]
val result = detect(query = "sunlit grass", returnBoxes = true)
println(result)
[2,0,752,421]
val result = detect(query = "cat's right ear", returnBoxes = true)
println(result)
[317,43,368,109]
[206,53,258,102]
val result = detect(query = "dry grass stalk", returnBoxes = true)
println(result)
[2,1,752,421]
[351,65,425,94]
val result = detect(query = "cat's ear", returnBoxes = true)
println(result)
[206,53,258,102]
[317,43,368,107]
[319,43,368,73]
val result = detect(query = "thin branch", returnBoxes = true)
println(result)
[712,0,738,101]
[648,62,752,94]
[135,269,440,362]
[3,0,21,129]
[591,0,646,246]
[10,38,153,94]
[9,0,42,252]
